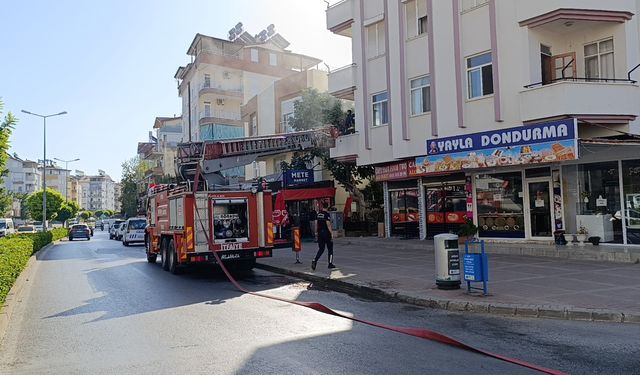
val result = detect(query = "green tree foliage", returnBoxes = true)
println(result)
[120,157,146,218]
[287,88,374,219]
[25,188,64,221]
[94,210,104,218]
[0,99,17,216]
[102,209,114,217]
[56,201,79,223]
[79,211,91,220]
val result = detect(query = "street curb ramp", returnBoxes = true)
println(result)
[256,262,640,325]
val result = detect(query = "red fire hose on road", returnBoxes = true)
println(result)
[191,169,567,375]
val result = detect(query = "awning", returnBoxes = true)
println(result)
[279,187,336,201]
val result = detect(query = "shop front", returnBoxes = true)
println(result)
[376,161,421,238]
[420,119,578,242]
[422,174,467,238]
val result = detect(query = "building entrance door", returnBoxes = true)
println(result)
[526,180,553,239]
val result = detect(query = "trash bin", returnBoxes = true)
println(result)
[434,233,461,290]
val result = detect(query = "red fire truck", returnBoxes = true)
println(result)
[145,128,333,274]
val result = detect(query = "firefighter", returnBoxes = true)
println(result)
[311,201,336,270]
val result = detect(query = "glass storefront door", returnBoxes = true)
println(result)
[475,172,525,238]
[424,183,467,238]
[622,160,640,244]
[389,189,420,237]
[527,180,553,238]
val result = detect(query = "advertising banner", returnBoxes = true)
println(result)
[418,119,578,174]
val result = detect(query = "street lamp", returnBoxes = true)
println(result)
[21,110,68,231]
[54,157,80,202]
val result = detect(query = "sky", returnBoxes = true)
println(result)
[0,0,351,182]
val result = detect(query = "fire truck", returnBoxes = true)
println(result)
[144,128,334,274]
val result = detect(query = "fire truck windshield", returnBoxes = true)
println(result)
[212,199,249,242]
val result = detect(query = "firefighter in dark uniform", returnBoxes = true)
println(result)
[311,201,336,270]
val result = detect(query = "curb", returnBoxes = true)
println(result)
[0,241,57,344]
[256,262,640,324]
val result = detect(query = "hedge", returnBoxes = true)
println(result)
[0,231,63,305]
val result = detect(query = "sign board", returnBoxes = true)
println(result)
[463,253,488,282]
[418,119,578,174]
[284,169,314,187]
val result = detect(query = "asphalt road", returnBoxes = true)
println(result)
[0,232,638,375]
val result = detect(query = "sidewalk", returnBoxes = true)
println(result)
[257,237,640,323]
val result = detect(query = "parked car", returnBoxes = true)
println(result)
[0,218,16,237]
[109,220,124,240]
[16,225,37,234]
[68,224,91,241]
[116,222,127,241]
[32,221,44,232]
[122,217,147,246]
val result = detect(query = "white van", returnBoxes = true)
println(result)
[0,218,16,237]
[122,217,147,246]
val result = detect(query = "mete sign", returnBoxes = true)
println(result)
[285,169,314,187]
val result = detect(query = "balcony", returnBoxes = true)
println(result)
[199,82,243,98]
[198,110,242,126]
[330,132,359,163]
[517,4,634,28]
[326,0,354,37]
[328,64,356,100]
[519,79,640,123]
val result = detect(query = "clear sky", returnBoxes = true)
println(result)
[0,0,351,181]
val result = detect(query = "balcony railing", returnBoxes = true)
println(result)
[327,0,354,35]
[198,110,242,122]
[200,82,243,97]
[524,76,636,89]
[196,48,241,60]
[328,63,356,99]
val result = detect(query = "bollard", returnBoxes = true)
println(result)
[292,227,302,264]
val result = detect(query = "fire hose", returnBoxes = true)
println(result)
[191,168,567,375]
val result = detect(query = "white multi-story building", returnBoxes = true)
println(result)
[327,0,640,245]
[2,154,41,195]
[38,160,70,198]
[78,170,117,212]
[174,25,322,177]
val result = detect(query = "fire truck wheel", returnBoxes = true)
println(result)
[168,239,181,275]
[146,237,157,263]
[161,240,169,271]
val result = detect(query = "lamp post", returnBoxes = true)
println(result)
[21,110,68,231]
[54,157,80,202]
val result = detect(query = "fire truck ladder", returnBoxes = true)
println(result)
[176,127,335,186]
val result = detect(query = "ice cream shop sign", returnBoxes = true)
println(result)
[419,119,578,173]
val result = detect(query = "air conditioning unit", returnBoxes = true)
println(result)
[216,98,225,106]
[223,71,231,79]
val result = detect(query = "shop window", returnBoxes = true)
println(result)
[389,189,419,237]
[475,172,525,238]
[623,160,640,244]
[577,161,622,243]
[466,52,493,99]
[425,183,466,238]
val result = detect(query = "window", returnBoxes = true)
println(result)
[204,73,211,88]
[366,22,386,58]
[461,0,489,12]
[410,76,430,115]
[406,1,427,38]
[250,48,259,62]
[372,92,388,126]
[204,102,211,117]
[585,38,614,80]
[251,115,257,136]
[466,52,493,99]
[283,113,294,133]
[418,15,428,35]
[269,52,277,66]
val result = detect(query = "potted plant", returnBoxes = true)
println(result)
[576,225,588,246]
[588,236,601,246]
[563,232,575,245]
[458,218,478,245]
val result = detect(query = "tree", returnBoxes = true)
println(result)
[120,157,146,218]
[25,188,64,221]
[103,209,114,217]
[287,88,375,219]
[0,99,17,216]
[57,201,80,224]
[79,211,91,220]
[94,210,104,218]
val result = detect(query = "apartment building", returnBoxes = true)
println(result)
[3,154,42,196]
[154,116,182,178]
[241,69,352,234]
[66,175,83,207]
[78,170,118,211]
[327,0,640,245]
[174,25,322,177]
[38,160,70,197]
